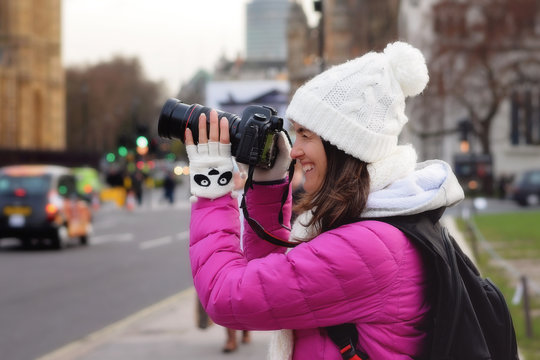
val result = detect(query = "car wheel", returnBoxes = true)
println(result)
[80,223,92,246]
[526,194,539,206]
[52,225,69,250]
[21,238,33,249]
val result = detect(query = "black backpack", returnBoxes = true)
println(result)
[327,209,519,360]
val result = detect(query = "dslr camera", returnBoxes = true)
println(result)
[158,98,284,169]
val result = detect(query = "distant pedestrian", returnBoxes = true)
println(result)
[163,172,176,204]
[184,42,465,359]
[131,171,144,205]
[497,173,511,199]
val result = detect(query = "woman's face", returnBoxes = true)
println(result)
[290,121,327,194]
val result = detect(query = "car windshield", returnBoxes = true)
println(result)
[0,175,51,195]
[525,171,540,185]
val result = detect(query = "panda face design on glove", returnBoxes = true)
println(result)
[194,168,233,188]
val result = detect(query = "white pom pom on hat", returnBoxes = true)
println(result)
[286,41,429,165]
[383,41,429,97]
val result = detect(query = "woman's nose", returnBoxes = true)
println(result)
[290,142,303,159]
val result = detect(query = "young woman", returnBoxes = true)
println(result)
[185,42,464,359]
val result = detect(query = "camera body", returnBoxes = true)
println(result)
[158,98,283,169]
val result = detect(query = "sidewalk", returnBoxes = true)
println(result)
[38,287,273,360]
[38,217,470,360]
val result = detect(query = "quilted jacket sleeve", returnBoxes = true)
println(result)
[190,184,412,331]
[241,181,290,260]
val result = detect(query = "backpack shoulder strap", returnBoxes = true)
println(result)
[326,323,369,360]
[377,212,464,356]
[325,210,444,360]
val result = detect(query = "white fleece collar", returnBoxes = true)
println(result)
[363,160,464,218]
[289,160,464,241]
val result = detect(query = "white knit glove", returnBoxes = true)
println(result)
[252,132,292,182]
[186,141,235,200]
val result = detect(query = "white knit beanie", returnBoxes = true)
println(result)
[286,41,429,164]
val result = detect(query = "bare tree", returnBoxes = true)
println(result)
[66,57,166,154]
[428,0,540,155]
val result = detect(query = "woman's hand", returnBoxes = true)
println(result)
[185,110,235,200]
[252,132,292,182]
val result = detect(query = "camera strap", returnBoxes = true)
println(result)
[240,160,299,248]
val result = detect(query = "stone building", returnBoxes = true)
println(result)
[287,1,320,98]
[323,0,400,64]
[0,0,65,151]
[401,0,540,192]
[287,0,400,97]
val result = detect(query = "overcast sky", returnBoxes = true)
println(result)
[62,0,318,95]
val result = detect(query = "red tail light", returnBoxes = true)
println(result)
[14,188,26,197]
[45,203,58,221]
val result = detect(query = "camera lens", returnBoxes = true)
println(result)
[158,98,241,144]
[158,98,284,168]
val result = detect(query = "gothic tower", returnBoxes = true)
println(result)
[0,0,65,150]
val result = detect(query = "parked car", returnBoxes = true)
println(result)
[508,169,540,207]
[0,165,93,249]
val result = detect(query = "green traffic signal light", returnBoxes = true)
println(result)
[136,135,148,148]
[106,152,116,162]
[118,146,128,157]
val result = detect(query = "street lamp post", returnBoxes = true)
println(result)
[314,0,325,72]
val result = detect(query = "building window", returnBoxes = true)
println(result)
[511,89,540,146]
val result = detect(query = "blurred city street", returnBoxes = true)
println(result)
[1,0,540,358]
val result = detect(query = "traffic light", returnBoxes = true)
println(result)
[116,135,131,157]
[136,135,148,148]
[136,135,149,155]
[106,152,116,162]
[457,119,472,153]
[118,146,128,157]
[135,125,150,156]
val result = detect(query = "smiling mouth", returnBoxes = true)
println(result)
[302,164,314,173]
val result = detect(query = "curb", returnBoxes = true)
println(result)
[36,288,195,360]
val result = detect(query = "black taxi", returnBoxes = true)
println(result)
[0,165,93,249]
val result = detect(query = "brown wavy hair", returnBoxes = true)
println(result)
[293,140,370,238]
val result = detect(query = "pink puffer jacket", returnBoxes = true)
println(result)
[190,182,431,359]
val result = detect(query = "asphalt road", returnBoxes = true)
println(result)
[0,185,194,360]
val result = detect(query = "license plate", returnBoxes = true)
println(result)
[9,214,25,227]
[3,206,32,216]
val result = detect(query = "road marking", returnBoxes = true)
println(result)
[116,233,134,242]
[177,230,189,241]
[91,233,133,245]
[90,234,113,245]
[139,236,172,250]
[0,238,19,248]
[36,288,196,360]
